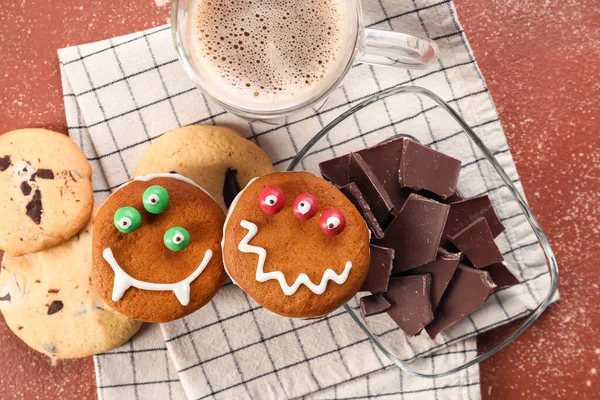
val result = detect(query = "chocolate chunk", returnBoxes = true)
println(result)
[445,192,464,204]
[448,217,504,269]
[404,248,461,311]
[385,275,434,336]
[360,294,392,317]
[356,137,411,213]
[360,244,394,292]
[399,140,461,199]
[340,182,384,239]
[17,326,23,330]
[426,265,496,339]
[484,262,520,289]
[34,169,55,180]
[47,300,63,315]
[0,155,11,171]
[348,153,394,224]
[47,289,60,294]
[374,193,450,273]
[20,181,32,196]
[25,189,43,224]
[444,195,505,239]
[0,293,10,302]
[223,168,241,208]
[319,154,350,186]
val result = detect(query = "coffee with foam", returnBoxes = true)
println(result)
[189,0,354,110]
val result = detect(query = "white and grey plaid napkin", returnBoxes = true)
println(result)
[58,1,555,399]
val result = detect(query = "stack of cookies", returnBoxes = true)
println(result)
[0,128,141,359]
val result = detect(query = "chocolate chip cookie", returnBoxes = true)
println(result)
[135,125,274,210]
[0,128,94,256]
[0,212,141,359]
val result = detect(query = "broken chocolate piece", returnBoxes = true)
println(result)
[374,193,450,273]
[0,155,11,171]
[360,244,394,292]
[445,192,464,204]
[444,195,505,239]
[404,248,461,311]
[356,138,411,213]
[348,153,394,224]
[340,182,384,239]
[20,181,32,196]
[223,168,241,208]
[360,294,392,317]
[385,275,434,336]
[33,169,55,180]
[25,189,43,224]
[448,217,504,269]
[399,140,461,199]
[47,300,64,315]
[484,262,520,289]
[318,154,350,187]
[426,265,496,339]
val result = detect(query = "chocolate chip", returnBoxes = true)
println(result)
[0,293,10,302]
[169,170,177,174]
[47,300,63,315]
[47,289,60,294]
[34,169,55,180]
[17,326,23,330]
[0,155,11,171]
[20,181,32,196]
[25,189,43,224]
[35,280,41,283]
[223,168,241,208]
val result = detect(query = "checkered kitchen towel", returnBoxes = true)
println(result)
[58,0,555,399]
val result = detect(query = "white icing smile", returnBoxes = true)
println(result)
[102,248,213,306]
[238,220,352,296]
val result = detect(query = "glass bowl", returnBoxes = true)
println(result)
[287,85,559,378]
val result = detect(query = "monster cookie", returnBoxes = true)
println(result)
[0,213,141,359]
[92,173,226,322]
[222,172,371,318]
[135,125,274,210]
[0,128,93,256]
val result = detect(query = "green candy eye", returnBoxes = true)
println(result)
[114,207,142,233]
[142,185,169,214]
[164,227,190,251]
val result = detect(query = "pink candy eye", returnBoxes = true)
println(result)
[293,193,318,220]
[259,186,285,214]
[320,209,346,236]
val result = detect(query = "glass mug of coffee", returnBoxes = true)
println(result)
[172,0,438,119]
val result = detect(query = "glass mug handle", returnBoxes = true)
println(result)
[358,28,438,69]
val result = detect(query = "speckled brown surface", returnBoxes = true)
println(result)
[0,0,598,398]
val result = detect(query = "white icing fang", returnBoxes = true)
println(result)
[102,248,213,306]
[238,220,352,296]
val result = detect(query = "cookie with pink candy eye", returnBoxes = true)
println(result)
[222,171,371,318]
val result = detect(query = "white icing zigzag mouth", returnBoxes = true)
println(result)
[102,248,213,306]
[238,220,352,296]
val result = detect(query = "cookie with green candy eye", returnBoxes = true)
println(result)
[92,173,226,322]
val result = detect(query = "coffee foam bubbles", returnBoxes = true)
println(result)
[190,0,349,107]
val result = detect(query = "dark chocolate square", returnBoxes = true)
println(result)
[448,217,504,269]
[374,193,450,273]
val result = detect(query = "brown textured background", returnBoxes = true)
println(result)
[0,0,598,398]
